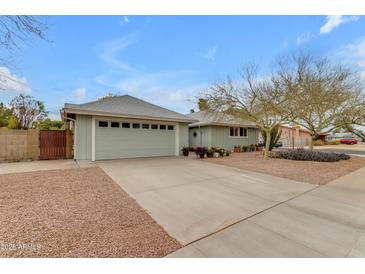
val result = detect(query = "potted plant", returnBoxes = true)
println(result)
[241,145,248,152]
[250,144,256,152]
[211,147,220,158]
[195,147,208,159]
[207,148,214,158]
[225,150,230,156]
[182,146,189,156]
[255,143,263,151]
[233,145,241,153]
[219,148,225,157]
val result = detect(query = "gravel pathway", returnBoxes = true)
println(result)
[205,152,365,185]
[0,167,181,257]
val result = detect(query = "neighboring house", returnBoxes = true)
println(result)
[62,95,196,161]
[326,132,360,141]
[278,125,312,147]
[186,111,258,150]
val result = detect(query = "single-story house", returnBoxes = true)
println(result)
[186,111,258,150]
[278,125,312,147]
[62,95,196,161]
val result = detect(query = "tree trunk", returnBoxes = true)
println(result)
[264,128,271,160]
[309,136,315,150]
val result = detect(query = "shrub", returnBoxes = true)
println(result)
[270,148,350,162]
[313,139,325,146]
[207,148,214,158]
[195,147,208,158]
[182,147,189,156]
[328,140,340,145]
[225,150,230,156]
[250,144,256,151]
[219,148,225,157]
[242,145,249,152]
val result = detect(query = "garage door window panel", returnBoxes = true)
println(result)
[99,121,108,127]
[151,124,158,130]
[133,123,140,129]
[142,123,149,129]
[111,122,120,128]
[122,122,130,128]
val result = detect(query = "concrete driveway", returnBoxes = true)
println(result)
[97,157,315,245]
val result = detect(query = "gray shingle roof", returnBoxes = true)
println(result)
[187,111,257,127]
[63,95,196,123]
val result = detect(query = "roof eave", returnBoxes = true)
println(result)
[189,121,257,128]
[63,107,197,123]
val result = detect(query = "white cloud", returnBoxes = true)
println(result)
[338,38,365,80]
[203,46,218,61]
[296,32,314,45]
[72,87,86,100]
[320,15,359,34]
[0,66,31,93]
[48,112,61,121]
[95,34,206,113]
[120,16,129,26]
[99,33,138,73]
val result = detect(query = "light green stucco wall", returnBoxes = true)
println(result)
[75,114,92,160]
[189,126,212,148]
[189,125,258,150]
[210,126,258,150]
[179,123,189,154]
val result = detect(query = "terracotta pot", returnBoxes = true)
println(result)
[234,147,241,153]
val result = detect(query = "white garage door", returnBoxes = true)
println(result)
[95,119,176,160]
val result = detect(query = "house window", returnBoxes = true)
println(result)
[110,122,120,128]
[230,127,247,137]
[151,124,158,129]
[132,123,140,129]
[240,127,248,137]
[142,123,149,129]
[159,125,166,130]
[167,125,174,130]
[121,122,130,128]
[98,121,108,127]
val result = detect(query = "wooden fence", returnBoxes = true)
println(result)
[0,128,73,162]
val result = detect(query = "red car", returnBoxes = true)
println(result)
[339,138,358,144]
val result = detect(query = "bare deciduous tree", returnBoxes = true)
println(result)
[278,52,363,149]
[9,94,47,129]
[0,16,48,90]
[204,65,293,159]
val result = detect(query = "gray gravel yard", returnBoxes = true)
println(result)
[0,167,181,257]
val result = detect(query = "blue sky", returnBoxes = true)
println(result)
[1,15,365,119]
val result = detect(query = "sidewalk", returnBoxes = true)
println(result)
[0,160,96,174]
[168,166,365,257]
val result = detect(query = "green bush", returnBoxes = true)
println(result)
[328,140,340,145]
[242,145,249,152]
[313,139,325,146]
[207,148,214,158]
[270,149,350,162]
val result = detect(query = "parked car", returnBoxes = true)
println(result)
[274,141,283,148]
[339,138,358,145]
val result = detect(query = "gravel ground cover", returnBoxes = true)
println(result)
[205,152,365,185]
[0,167,181,257]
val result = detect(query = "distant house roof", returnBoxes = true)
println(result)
[187,111,257,127]
[63,95,196,123]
